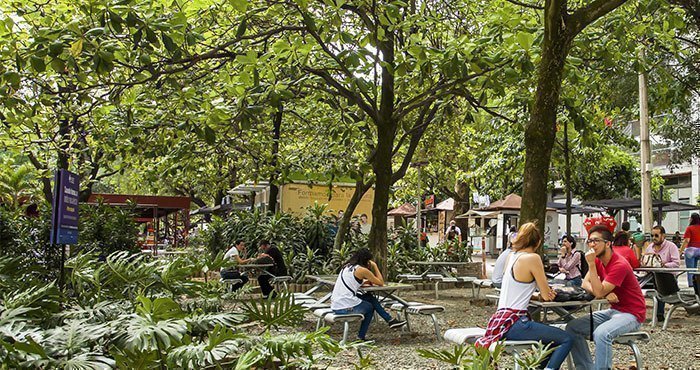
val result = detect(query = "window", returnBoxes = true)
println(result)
[679,197,690,228]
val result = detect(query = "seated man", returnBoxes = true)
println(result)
[257,240,288,299]
[220,239,251,291]
[566,225,647,370]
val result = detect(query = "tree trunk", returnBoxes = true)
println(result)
[368,123,394,276]
[267,104,283,213]
[454,180,470,235]
[519,4,573,241]
[334,180,372,249]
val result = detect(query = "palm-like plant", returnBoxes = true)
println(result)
[0,165,37,209]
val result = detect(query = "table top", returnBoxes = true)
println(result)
[634,267,700,273]
[238,263,274,269]
[307,275,414,291]
[408,261,470,266]
[530,298,608,308]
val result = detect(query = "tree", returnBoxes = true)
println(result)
[519,0,631,236]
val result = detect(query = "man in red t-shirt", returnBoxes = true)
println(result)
[566,225,646,370]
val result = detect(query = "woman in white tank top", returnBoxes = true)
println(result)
[330,248,406,340]
[478,223,574,370]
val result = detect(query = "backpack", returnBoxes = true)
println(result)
[575,250,589,278]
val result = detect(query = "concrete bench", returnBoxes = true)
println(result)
[271,275,293,291]
[548,324,649,369]
[220,278,243,293]
[390,302,444,340]
[313,308,364,344]
[443,327,540,370]
[473,279,493,297]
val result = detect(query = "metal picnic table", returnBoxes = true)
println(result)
[306,274,415,307]
[634,266,700,287]
[406,261,478,298]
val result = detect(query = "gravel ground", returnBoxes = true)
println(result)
[292,286,700,370]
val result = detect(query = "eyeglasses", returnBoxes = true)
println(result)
[586,238,607,245]
[652,234,662,238]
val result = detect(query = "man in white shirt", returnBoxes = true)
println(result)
[221,240,251,291]
[445,220,462,243]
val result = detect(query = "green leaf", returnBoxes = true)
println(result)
[3,71,20,89]
[516,31,535,50]
[203,126,216,144]
[70,39,83,58]
[236,19,247,38]
[162,32,175,52]
[29,56,45,73]
[229,0,249,12]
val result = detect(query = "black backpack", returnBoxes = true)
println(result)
[575,250,589,278]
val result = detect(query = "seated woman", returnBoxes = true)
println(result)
[476,223,573,370]
[612,231,639,269]
[557,235,582,287]
[330,248,406,341]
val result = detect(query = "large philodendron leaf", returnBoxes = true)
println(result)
[113,314,188,353]
[186,312,246,333]
[240,293,306,331]
[166,325,245,369]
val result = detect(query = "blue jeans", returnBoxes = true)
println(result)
[565,309,641,370]
[566,276,582,287]
[685,247,700,287]
[333,294,392,339]
[503,316,573,370]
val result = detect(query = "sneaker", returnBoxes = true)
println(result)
[388,318,407,329]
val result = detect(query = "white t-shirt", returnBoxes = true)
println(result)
[224,247,239,260]
[445,225,461,237]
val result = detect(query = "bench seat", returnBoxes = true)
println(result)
[444,327,541,369]
[313,308,364,344]
[390,302,444,340]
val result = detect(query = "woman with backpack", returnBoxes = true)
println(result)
[557,235,584,287]
[330,248,406,341]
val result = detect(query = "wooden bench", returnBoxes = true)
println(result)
[313,308,364,344]
[390,302,444,340]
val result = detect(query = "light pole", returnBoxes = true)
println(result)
[411,161,428,248]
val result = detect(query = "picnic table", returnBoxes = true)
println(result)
[529,298,608,324]
[306,274,414,306]
[405,261,478,298]
[634,266,700,286]
[236,263,275,277]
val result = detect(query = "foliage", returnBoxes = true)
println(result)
[418,341,554,370]
[78,200,139,257]
[241,293,307,331]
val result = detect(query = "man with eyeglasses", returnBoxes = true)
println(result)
[566,225,646,370]
[644,225,680,322]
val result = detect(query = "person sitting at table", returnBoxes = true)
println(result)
[220,239,251,291]
[643,225,681,321]
[612,231,639,269]
[330,248,407,341]
[476,222,573,370]
[257,240,287,299]
[557,235,582,287]
[680,213,700,289]
[565,225,647,370]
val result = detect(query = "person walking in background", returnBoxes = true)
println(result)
[566,225,646,370]
[220,240,251,291]
[330,248,406,341]
[672,231,683,248]
[557,235,582,287]
[257,240,288,299]
[359,213,371,234]
[477,223,573,370]
[681,213,700,288]
[612,231,639,269]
